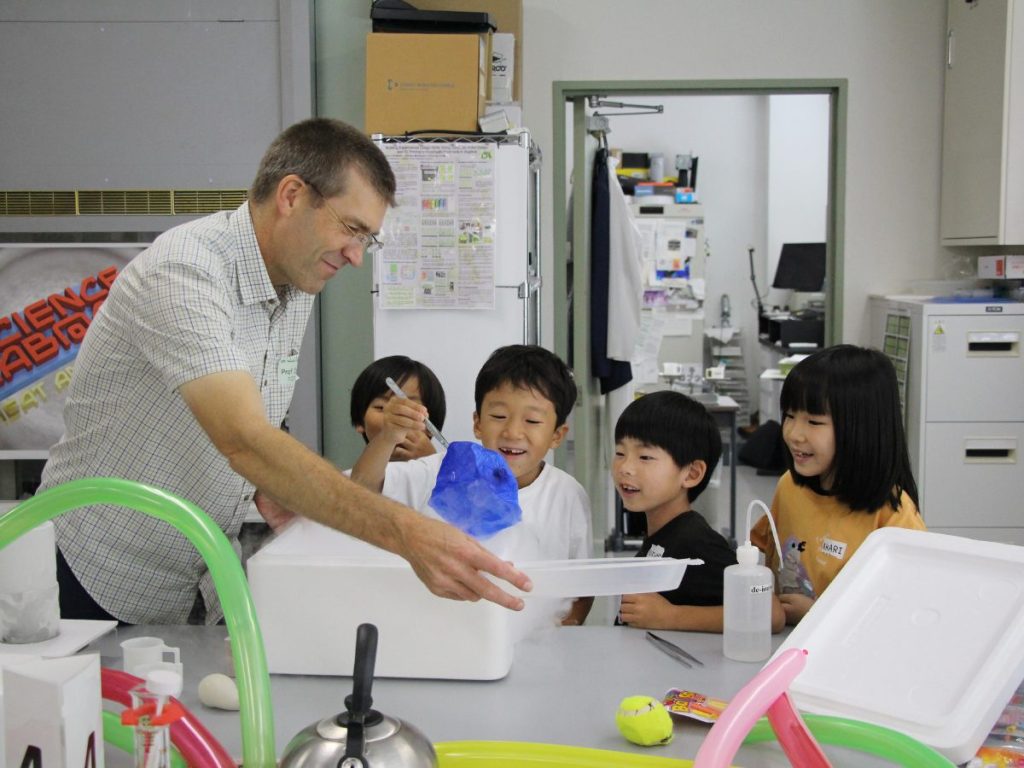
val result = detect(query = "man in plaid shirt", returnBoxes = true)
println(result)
[40,118,530,624]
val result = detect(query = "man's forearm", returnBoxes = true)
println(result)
[226,422,413,554]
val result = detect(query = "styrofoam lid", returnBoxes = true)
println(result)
[510,557,702,598]
[774,528,1024,763]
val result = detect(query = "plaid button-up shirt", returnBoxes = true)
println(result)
[41,203,314,624]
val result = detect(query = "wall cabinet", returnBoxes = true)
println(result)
[940,0,1024,245]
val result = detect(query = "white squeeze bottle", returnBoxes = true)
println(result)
[724,500,782,662]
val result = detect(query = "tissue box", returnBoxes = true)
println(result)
[248,520,513,680]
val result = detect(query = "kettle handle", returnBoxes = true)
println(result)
[340,623,378,767]
[348,623,377,715]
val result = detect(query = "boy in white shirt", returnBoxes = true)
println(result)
[352,345,594,624]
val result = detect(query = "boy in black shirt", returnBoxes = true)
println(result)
[614,391,784,633]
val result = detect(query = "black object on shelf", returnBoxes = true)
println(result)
[371,0,495,33]
[763,314,825,346]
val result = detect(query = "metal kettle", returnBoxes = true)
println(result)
[279,623,437,768]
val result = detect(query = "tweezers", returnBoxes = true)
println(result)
[646,631,704,668]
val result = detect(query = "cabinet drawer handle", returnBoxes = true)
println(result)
[966,331,1020,356]
[964,437,1017,464]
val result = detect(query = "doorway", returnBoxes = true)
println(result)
[551,79,847,548]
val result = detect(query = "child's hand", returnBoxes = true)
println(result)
[619,592,672,629]
[779,593,815,625]
[391,424,436,461]
[380,395,429,448]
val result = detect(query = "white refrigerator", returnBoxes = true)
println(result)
[372,133,540,443]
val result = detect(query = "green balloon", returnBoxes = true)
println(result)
[744,713,954,766]
[0,478,275,765]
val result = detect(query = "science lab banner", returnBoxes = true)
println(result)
[0,244,144,455]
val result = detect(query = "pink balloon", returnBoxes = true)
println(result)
[692,648,830,768]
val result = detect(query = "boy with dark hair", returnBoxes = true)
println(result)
[350,355,447,461]
[614,390,784,633]
[353,344,593,625]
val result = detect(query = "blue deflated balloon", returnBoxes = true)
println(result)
[429,441,522,539]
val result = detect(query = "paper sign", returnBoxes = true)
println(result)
[4,654,104,768]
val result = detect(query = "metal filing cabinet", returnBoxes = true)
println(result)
[870,296,1024,543]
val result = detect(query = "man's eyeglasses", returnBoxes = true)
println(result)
[302,178,383,255]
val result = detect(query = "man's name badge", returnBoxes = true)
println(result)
[278,354,299,386]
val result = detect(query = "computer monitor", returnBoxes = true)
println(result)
[772,242,826,293]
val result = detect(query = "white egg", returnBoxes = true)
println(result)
[197,672,240,710]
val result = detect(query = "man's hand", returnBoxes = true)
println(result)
[398,514,531,611]
[619,592,672,629]
[253,490,297,531]
[779,592,815,625]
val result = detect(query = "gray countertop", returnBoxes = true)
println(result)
[88,624,916,766]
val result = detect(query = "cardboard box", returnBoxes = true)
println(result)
[366,33,489,135]
[414,0,522,101]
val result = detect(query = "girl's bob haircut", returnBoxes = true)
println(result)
[780,344,919,512]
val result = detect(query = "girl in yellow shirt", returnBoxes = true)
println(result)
[751,345,925,625]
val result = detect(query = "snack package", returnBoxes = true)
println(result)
[662,689,729,724]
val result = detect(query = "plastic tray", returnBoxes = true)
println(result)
[514,557,701,597]
[774,528,1024,764]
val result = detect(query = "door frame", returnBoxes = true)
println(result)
[551,78,848,543]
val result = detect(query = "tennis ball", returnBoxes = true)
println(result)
[615,695,674,746]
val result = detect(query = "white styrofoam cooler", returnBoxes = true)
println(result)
[248,520,514,680]
[775,528,1024,763]
[248,519,697,680]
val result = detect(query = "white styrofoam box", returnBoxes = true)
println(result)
[775,528,1024,763]
[248,519,699,680]
[0,654,39,768]
[248,520,514,680]
[4,654,103,768]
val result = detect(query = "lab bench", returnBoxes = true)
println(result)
[91,624,906,767]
